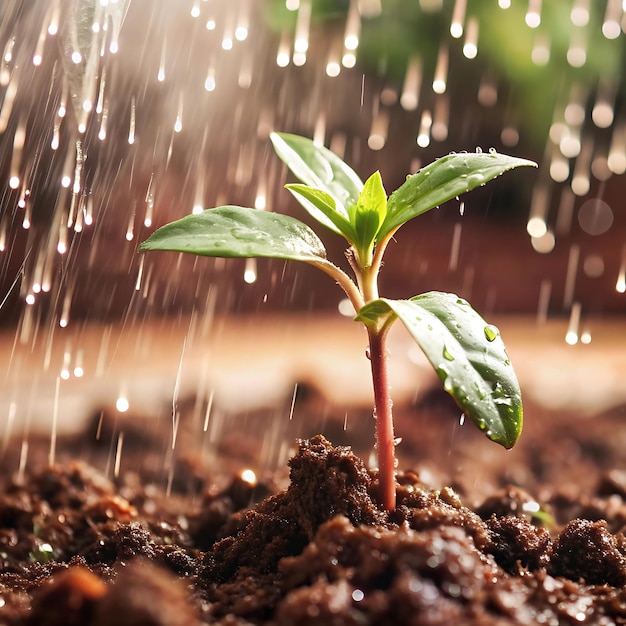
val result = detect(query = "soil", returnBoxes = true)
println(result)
[0,390,625,625]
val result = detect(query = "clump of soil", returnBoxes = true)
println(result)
[0,401,626,626]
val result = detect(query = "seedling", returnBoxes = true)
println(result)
[140,133,535,511]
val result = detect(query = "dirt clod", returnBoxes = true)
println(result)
[0,409,625,625]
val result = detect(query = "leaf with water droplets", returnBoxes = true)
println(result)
[139,205,327,262]
[378,151,536,240]
[356,292,522,448]
[270,132,363,236]
[286,184,357,244]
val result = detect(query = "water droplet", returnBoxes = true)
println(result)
[437,366,452,391]
[475,146,483,153]
[492,380,514,406]
[484,324,499,342]
[459,414,465,425]
[489,147,497,155]
[494,396,513,406]
[442,345,455,361]
[231,228,267,242]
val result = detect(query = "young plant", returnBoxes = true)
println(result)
[140,133,535,511]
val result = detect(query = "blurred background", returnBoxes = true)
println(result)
[0,0,625,478]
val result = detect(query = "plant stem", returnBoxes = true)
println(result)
[308,258,364,312]
[371,227,399,280]
[367,326,396,511]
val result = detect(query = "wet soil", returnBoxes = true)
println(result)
[0,394,625,625]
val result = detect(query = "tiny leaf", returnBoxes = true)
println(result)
[270,132,363,234]
[356,292,522,448]
[139,205,327,262]
[352,170,387,257]
[379,151,536,240]
[286,184,358,244]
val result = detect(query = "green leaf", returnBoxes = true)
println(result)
[270,132,363,235]
[378,151,536,240]
[139,205,327,262]
[352,171,387,257]
[286,184,358,243]
[356,292,523,448]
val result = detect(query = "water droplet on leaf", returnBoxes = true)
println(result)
[442,345,454,361]
[484,324,499,342]
[231,228,268,242]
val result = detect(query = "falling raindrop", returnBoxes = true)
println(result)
[615,245,626,293]
[432,44,448,94]
[570,0,590,26]
[344,0,360,52]
[563,245,580,309]
[450,0,466,39]
[244,258,257,284]
[592,79,616,128]
[526,184,550,238]
[400,55,421,111]
[448,222,462,271]
[368,105,389,151]
[416,110,432,148]
[571,136,593,196]
[114,432,124,478]
[128,96,136,144]
[462,17,478,59]
[288,383,298,420]
[432,95,449,141]
[550,146,570,183]
[536,279,551,324]
[524,0,542,26]
[531,32,550,65]
[565,301,581,345]
[608,120,626,174]
[293,0,311,66]
[601,0,622,40]
[555,186,575,235]
[477,73,497,107]
[116,396,130,413]
[567,29,587,67]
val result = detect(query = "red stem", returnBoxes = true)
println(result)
[367,327,396,511]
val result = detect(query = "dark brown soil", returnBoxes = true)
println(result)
[0,396,625,625]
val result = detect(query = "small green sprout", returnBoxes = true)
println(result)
[140,133,536,511]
